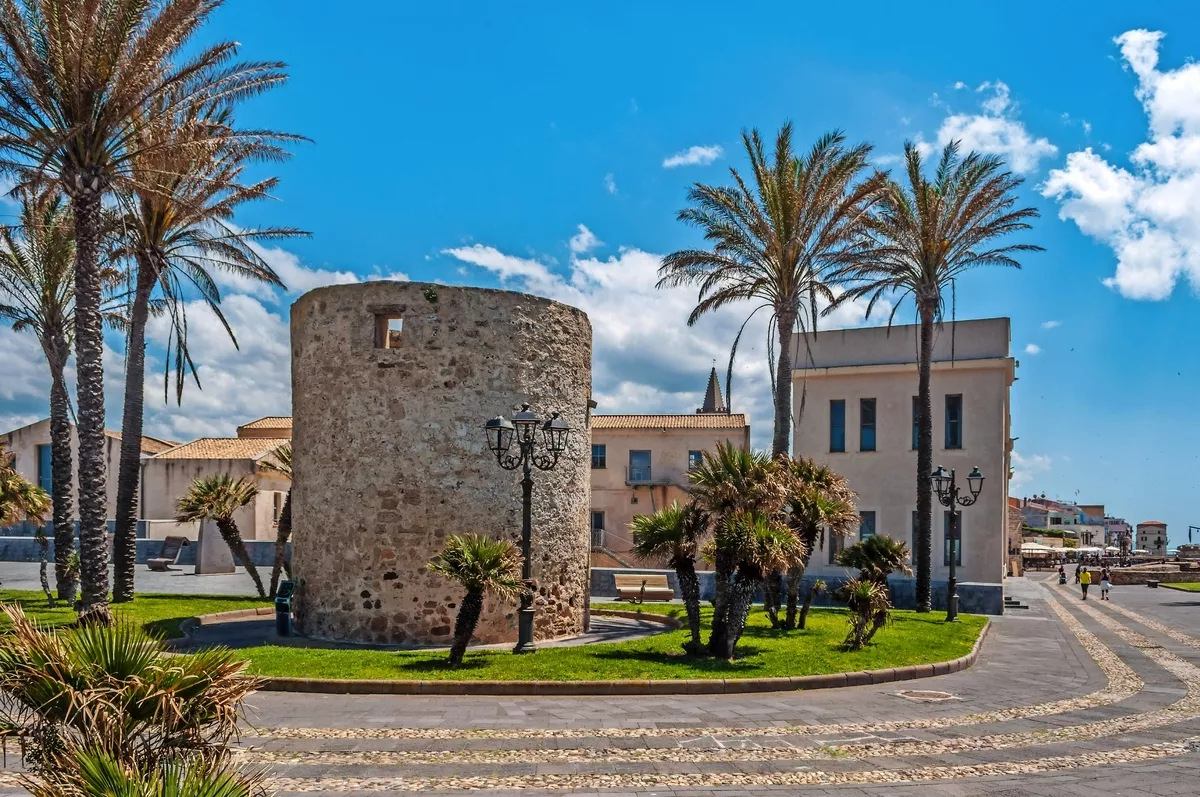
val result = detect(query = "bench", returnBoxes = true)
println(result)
[147,536,189,572]
[613,573,675,603]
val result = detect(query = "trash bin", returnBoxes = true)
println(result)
[275,580,296,636]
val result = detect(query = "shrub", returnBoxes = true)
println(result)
[840,577,892,650]
[428,534,524,665]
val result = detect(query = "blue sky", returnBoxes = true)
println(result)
[2,1,1200,545]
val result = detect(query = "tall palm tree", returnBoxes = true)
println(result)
[630,502,708,654]
[0,0,289,624]
[428,533,524,665]
[829,142,1041,611]
[258,442,293,597]
[110,98,303,604]
[658,125,886,456]
[782,457,858,629]
[688,442,788,655]
[174,474,266,598]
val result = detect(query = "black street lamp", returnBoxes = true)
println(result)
[931,465,984,622]
[484,403,570,654]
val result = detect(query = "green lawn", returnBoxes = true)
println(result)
[1160,583,1200,592]
[0,590,270,639]
[241,606,986,681]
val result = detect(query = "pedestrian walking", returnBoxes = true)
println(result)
[1074,563,1082,584]
[1100,566,1112,601]
[1080,567,1091,600]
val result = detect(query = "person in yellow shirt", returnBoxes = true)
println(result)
[1079,567,1092,600]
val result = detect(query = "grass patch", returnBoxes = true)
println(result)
[241,606,986,681]
[1160,582,1200,592]
[0,590,270,639]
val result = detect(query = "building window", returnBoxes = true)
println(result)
[859,510,876,540]
[36,444,52,496]
[943,510,963,566]
[688,450,703,471]
[374,314,403,348]
[912,396,919,450]
[591,444,606,469]
[945,395,963,449]
[591,511,605,547]
[828,530,845,564]
[860,398,876,451]
[629,450,651,482]
[830,400,846,453]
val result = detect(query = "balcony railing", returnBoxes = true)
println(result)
[591,529,605,548]
[627,465,652,482]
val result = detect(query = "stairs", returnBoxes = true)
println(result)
[1004,595,1030,611]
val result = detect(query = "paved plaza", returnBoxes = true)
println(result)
[5,572,1200,794]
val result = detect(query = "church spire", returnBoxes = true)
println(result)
[697,365,728,414]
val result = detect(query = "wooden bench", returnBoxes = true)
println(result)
[147,536,189,572]
[613,573,675,603]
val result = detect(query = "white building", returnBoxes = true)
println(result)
[791,318,1014,614]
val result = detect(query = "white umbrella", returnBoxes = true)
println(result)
[1021,542,1053,552]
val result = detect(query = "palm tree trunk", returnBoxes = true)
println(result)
[915,300,936,613]
[70,185,111,625]
[772,310,796,458]
[35,528,54,607]
[449,589,483,665]
[707,550,734,656]
[216,518,266,598]
[112,260,156,603]
[673,558,703,654]
[763,569,782,628]
[269,489,292,597]
[784,563,803,630]
[723,569,760,659]
[46,351,76,604]
[798,585,819,630]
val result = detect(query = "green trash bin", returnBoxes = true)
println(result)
[275,580,296,636]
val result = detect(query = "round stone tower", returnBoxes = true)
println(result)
[289,282,592,645]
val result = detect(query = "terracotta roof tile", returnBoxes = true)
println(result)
[237,416,292,430]
[1138,520,1167,527]
[592,414,748,430]
[154,437,289,461]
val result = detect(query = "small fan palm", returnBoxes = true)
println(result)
[25,749,264,797]
[258,443,293,597]
[837,534,912,586]
[0,604,258,776]
[631,502,709,654]
[840,577,893,650]
[782,457,858,629]
[658,125,887,456]
[828,142,1041,612]
[175,475,266,598]
[428,534,524,665]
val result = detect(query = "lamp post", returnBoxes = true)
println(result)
[931,465,984,623]
[484,403,570,654]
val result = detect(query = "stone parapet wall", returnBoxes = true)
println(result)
[1110,569,1200,586]
[290,283,592,646]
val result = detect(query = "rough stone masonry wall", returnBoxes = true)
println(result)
[289,282,592,645]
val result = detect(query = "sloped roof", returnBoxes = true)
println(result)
[154,437,289,461]
[1138,520,1167,527]
[1,417,177,454]
[237,416,292,430]
[592,414,748,430]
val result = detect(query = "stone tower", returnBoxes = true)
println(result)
[289,282,592,645]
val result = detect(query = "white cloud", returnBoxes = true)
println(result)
[953,81,967,90]
[1010,451,1052,491]
[603,173,617,194]
[1041,320,1062,329]
[442,232,886,450]
[568,224,601,254]
[917,80,1057,174]
[1042,30,1200,300]
[1024,343,1042,355]
[662,145,724,168]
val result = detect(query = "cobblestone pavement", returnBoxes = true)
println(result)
[6,575,1200,794]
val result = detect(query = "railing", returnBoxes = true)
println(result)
[591,529,605,548]
[627,465,652,482]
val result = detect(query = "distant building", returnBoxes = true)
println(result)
[1136,521,1168,556]
[589,369,750,558]
[1,417,175,525]
[791,318,1014,614]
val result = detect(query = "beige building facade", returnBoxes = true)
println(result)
[791,318,1014,614]
[589,412,751,557]
[1136,521,1167,556]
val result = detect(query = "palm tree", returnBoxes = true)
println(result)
[837,534,912,586]
[797,577,826,630]
[109,98,303,604]
[0,0,289,624]
[428,533,523,665]
[782,457,858,630]
[840,577,893,650]
[174,475,266,598]
[630,502,708,654]
[259,442,293,597]
[688,442,788,656]
[658,125,886,456]
[717,511,803,659]
[829,142,1041,611]
[27,750,265,797]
